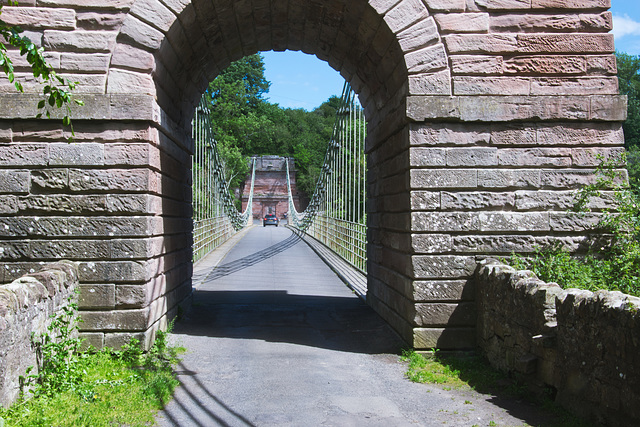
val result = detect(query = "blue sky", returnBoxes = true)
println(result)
[263,1,640,111]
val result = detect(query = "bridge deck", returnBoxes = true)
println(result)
[157,226,551,426]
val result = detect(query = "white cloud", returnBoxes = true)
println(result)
[613,14,640,39]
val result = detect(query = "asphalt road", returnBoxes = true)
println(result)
[156,226,553,427]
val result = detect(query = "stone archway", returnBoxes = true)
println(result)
[0,0,625,349]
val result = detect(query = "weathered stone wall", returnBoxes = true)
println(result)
[0,261,78,408]
[476,260,640,426]
[0,0,628,350]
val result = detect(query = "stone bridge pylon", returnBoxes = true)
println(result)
[0,0,626,349]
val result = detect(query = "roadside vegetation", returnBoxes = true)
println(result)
[0,298,184,427]
[401,350,588,427]
[507,52,640,298]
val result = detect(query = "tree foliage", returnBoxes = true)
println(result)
[617,51,640,149]
[0,2,83,136]
[205,53,339,197]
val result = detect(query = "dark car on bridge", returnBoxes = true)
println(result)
[263,214,278,227]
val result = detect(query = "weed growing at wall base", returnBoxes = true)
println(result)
[510,154,640,297]
[0,305,184,426]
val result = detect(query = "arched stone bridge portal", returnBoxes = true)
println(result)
[0,0,626,349]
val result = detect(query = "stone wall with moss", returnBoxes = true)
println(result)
[476,259,640,426]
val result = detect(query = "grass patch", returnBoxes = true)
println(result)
[401,350,589,427]
[0,299,184,427]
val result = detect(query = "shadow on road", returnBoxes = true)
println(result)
[160,360,256,427]
[202,231,303,282]
[175,290,404,355]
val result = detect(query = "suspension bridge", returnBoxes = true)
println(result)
[155,84,550,426]
[191,82,368,298]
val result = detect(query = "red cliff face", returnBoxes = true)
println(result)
[241,156,301,219]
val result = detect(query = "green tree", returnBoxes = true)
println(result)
[0,2,82,134]
[617,51,640,149]
[205,53,341,199]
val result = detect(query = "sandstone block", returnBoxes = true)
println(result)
[413,255,477,279]
[434,12,489,33]
[475,0,530,9]
[517,34,614,54]
[79,284,115,309]
[411,169,477,189]
[410,123,491,146]
[130,0,176,32]
[44,30,117,52]
[80,309,148,331]
[445,34,517,53]
[110,43,155,72]
[478,169,541,188]
[30,169,68,190]
[119,15,164,51]
[586,55,617,75]
[30,239,110,259]
[490,126,537,145]
[411,234,453,253]
[405,45,448,74]
[18,195,108,213]
[504,56,585,75]
[458,96,589,121]
[384,0,429,33]
[0,144,47,166]
[106,69,155,95]
[77,12,126,30]
[68,169,150,192]
[411,191,441,210]
[453,234,538,253]
[0,171,29,194]
[115,285,147,308]
[413,327,476,350]
[78,261,147,283]
[541,169,598,188]
[423,0,466,12]
[537,123,624,146]
[106,194,152,214]
[451,55,503,74]
[409,147,446,167]
[480,212,549,231]
[515,190,580,210]
[413,212,481,231]
[571,147,625,167]
[49,143,104,166]
[60,53,110,72]
[369,0,398,14]
[549,212,601,231]
[590,95,628,121]
[454,76,531,95]
[408,70,452,95]
[413,280,473,301]
[38,0,132,9]
[441,191,515,210]
[491,12,612,33]
[68,217,152,238]
[497,148,572,167]
[531,0,610,9]
[531,77,618,96]
[446,147,497,166]
[415,302,476,327]
[0,196,18,214]
[396,18,439,53]
[0,7,75,30]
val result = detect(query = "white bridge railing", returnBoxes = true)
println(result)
[286,83,367,273]
[192,97,256,263]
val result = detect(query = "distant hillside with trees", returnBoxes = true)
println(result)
[203,53,340,199]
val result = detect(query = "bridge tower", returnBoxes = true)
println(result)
[0,0,625,349]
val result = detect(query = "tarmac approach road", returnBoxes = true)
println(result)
[157,225,555,427]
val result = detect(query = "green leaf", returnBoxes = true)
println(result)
[37,100,45,109]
